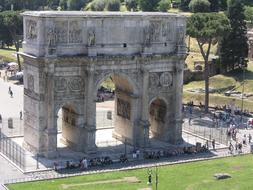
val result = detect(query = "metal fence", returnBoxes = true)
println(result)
[0,133,26,170]
[183,120,229,146]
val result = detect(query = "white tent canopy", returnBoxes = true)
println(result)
[7,62,18,66]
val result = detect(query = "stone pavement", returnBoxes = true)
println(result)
[0,154,24,188]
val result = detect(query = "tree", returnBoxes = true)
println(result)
[138,0,160,11]
[90,0,106,11]
[208,0,219,12]
[1,11,23,71]
[187,13,230,112]
[243,0,253,6]
[67,0,87,10]
[106,0,121,11]
[0,13,13,48]
[125,0,137,11]
[189,0,210,13]
[179,0,191,11]
[158,0,171,12]
[220,0,248,71]
[219,0,227,10]
[245,6,253,23]
[59,0,68,10]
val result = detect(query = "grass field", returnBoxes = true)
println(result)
[183,62,253,111]
[0,47,22,63]
[7,155,253,190]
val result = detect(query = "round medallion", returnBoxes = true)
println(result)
[160,72,172,87]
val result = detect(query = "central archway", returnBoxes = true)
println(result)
[95,72,139,147]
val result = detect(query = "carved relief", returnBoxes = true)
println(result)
[27,74,34,91]
[149,72,173,88]
[68,77,83,92]
[55,21,68,44]
[26,20,37,40]
[55,77,67,92]
[160,72,172,87]
[144,21,161,46]
[88,29,96,46]
[143,26,152,46]
[69,21,82,43]
[150,21,161,41]
[150,101,166,122]
[117,98,130,120]
[55,76,84,93]
[162,22,171,41]
[149,73,160,88]
[47,27,57,47]
[177,25,185,44]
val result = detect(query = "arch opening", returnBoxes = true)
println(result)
[56,104,80,154]
[149,98,167,140]
[95,73,137,149]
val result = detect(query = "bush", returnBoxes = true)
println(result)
[125,0,137,11]
[189,0,210,13]
[245,6,253,23]
[106,0,121,11]
[138,0,160,11]
[158,0,171,12]
[90,0,106,11]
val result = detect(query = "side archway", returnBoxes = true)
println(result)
[149,98,167,140]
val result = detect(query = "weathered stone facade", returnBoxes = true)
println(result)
[21,11,187,158]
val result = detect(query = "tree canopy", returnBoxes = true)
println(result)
[187,13,231,112]
[220,0,248,70]
[189,0,210,13]
[138,0,160,11]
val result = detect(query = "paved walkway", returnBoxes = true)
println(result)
[0,154,24,184]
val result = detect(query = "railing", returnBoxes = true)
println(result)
[183,120,229,146]
[0,133,26,170]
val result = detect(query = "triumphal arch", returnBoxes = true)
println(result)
[21,11,186,157]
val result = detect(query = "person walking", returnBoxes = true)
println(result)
[212,139,216,150]
[8,86,11,94]
[19,111,22,120]
[10,90,13,98]
[248,134,252,144]
[229,142,234,154]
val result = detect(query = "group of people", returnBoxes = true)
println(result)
[54,156,114,171]
[143,144,210,160]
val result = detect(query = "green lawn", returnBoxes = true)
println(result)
[0,47,22,63]
[184,74,237,91]
[183,62,253,110]
[7,155,253,190]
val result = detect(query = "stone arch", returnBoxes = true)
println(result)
[54,101,80,119]
[149,97,168,140]
[54,101,86,153]
[94,71,140,146]
[94,71,139,97]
